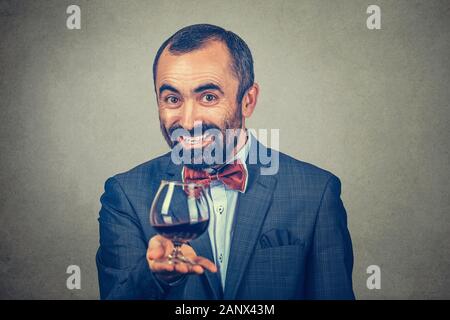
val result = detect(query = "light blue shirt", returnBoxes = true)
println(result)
[206,137,250,290]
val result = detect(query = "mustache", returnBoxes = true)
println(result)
[168,123,221,138]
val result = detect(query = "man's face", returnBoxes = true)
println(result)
[155,40,243,169]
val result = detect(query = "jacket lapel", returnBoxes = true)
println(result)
[164,159,224,299]
[223,141,278,299]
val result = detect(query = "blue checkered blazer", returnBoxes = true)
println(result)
[96,137,355,299]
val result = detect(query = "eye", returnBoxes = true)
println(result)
[165,95,180,105]
[201,93,217,104]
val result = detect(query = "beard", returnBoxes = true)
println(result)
[160,108,243,171]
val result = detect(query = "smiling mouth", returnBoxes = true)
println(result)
[177,133,214,149]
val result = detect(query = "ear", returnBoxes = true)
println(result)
[241,83,259,118]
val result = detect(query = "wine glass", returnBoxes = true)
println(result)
[150,180,211,265]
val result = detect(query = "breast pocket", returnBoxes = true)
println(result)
[252,244,305,265]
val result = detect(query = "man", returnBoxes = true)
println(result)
[96,24,355,299]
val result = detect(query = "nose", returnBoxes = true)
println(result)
[179,100,197,131]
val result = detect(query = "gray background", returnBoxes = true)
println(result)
[1,0,449,299]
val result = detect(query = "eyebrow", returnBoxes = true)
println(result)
[158,82,225,97]
[159,84,180,96]
[193,83,224,95]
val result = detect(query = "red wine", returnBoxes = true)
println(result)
[153,220,209,243]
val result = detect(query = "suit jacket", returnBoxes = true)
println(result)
[96,137,355,299]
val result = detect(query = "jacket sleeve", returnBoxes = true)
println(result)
[305,175,355,299]
[96,176,168,299]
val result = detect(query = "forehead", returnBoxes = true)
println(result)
[156,40,235,86]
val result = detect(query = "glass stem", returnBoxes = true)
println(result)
[171,242,182,262]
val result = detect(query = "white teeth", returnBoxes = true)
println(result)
[183,134,210,145]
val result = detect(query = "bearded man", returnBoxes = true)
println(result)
[96,24,355,300]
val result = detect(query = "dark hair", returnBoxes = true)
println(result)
[152,24,254,104]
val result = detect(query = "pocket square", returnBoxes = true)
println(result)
[258,228,302,249]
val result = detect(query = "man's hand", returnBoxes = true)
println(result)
[147,235,217,283]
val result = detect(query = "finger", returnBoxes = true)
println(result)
[151,261,175,273]
[193,256,218,273]
[148,236,173,260]
[148,244,165,260]
[178,256,204,274]
[191,264,205,274]
[174,262,191,274]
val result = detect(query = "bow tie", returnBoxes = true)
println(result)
[183,161,248,192]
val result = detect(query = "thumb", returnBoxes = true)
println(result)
[148,236,168,260]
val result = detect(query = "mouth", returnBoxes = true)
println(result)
[177,133,214,149]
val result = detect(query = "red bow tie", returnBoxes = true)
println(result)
[183,161,248,192]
